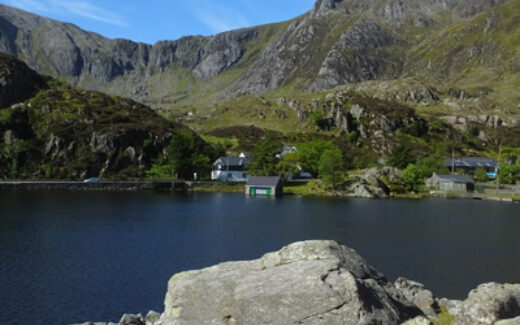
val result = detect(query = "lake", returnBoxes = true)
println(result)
[0,191,519,324]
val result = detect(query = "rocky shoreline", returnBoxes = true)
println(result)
[72,241,520,325]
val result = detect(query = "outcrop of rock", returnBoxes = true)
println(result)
[395,277,439,318]
[159,240,422,324]
[439,283,520,325]
[73,241,520,325]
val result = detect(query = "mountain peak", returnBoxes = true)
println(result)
[313,0,344,15]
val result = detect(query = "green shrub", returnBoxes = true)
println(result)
[402,164,423,191]
[474,167,489,183]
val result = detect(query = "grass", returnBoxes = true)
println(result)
[201,135,239,150]
[284,182,316,196]
[191,95,304,134]
[192,182,245,193]
[433,306,454,325]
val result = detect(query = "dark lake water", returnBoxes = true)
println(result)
[1,191,519,325]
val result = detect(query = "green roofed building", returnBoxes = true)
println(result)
[246,176,283,197]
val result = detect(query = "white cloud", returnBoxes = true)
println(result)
[50,0,126,26]
[4,0,50,13]
[4,0,126,27]
[191,1,250,34]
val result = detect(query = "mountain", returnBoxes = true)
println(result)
[0,53,213,180]
[0,0,517,113]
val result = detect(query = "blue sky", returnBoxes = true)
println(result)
[0,0,316,44]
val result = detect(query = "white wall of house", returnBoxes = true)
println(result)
[211,170,247,182]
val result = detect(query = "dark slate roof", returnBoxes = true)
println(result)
[437,174,475,184]
[213,157,247,167]
[444,157,497,168]
[247,176,281,187]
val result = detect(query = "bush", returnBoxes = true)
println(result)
[311,110,324,127]
[402,164,423,191]
[474,167,489,183]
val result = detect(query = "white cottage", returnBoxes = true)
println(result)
[211,157,248,182]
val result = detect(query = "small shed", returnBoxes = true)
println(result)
[246,176,283,197]
[426,174,475,193]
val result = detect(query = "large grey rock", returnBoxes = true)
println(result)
[401,316,434,325]
[145,311,161,325]
[395,277,438,317]
[159,240,422,324]
[495,317,520,325]
[340,168,393,198]
[439,283,520,325]
[118,314,145,325]
[346,181,390,198]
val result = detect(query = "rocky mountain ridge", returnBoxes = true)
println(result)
[0,0,517,112]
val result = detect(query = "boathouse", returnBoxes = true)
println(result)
[425,174,475,193]
[246,176,283,197]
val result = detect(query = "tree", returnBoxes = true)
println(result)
[248,134,282,176]
[402,164,423,191]
[318,148,345,189]
[297,140,337,176]
[276,153,300,178]
[498,164,519,185]
[416,156,448,178]
[388,142,416,169]
[168,129,197,179]
[146,129,215,180]
[191,153,211,179]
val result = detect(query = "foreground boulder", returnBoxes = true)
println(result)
[73,241,520,325]
[439,283,520,325]
[159,240,422,324]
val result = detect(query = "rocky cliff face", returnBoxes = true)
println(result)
[0,52,47,108]
[0,0,514,108]
[72,240,520,325]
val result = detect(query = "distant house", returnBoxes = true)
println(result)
[246,176,283,197]
[444,157,497,174]
[425,174,475,193]
[211,157,248,182]
[276,145,297,159]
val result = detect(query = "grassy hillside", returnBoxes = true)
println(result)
[0,55,214,180]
